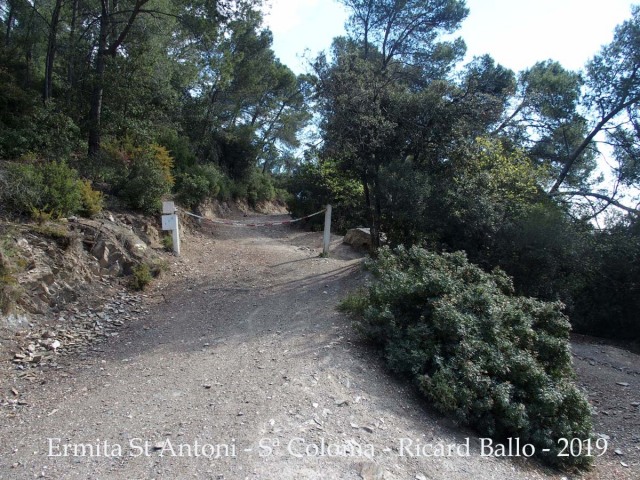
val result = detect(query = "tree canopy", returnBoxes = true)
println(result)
[0,0,639,343]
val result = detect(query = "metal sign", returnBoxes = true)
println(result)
[162,214,177,231]
[162,201,176,215]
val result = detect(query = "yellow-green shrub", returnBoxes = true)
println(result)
[79,180,104,217]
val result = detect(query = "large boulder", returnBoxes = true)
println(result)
[344,228,373,250]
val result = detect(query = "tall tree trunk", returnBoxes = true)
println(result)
[87,0,150,156]
[67,0,79,86]
[371,163,382,249]
[44,0,63,103]
[362,166,380,251]
[88,2,109,157]
[4,1,14,47]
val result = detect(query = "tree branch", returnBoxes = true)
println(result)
[551,190,640,215]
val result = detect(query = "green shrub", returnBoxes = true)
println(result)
[342,246,593,471]
[246,170,276,207]
[118,159,170,213]
[130,263,152,291]
[175,171,211,208]
[174,163,228,208]
[130,259,167,290]
[0,160,83,219]
[161,234,173,251]
[79,180,104,217]
[287,159,365,232]
[0,99,82,160]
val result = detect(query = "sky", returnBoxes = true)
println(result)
[262,0,638,75]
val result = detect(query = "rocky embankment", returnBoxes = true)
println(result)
[0,212,167,387]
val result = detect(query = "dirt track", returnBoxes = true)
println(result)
[0,214,638,479]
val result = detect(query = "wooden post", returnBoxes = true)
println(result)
[161,201,180,256]
[323,204,332,256]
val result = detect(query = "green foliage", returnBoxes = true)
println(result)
[175,163,231,208]
[571,223,640,340]
[96,140,174,213]
[344,247,593,471]
[158,131,197,171]
[161,234,173,252]
[287,158,365,232]
[79,180,104,218]
[0,160,83,219]
[130,259,167,290]
[118,157,171,214]
[130,263,152,291]
[245,170,276,207]
[175,171,212,209]
[0,86,82,161]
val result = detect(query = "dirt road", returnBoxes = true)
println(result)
[0,215,638,479]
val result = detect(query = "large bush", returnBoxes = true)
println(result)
[343,246,593,471]
[0,160,84,219]
[245,170,276,207]
[93,140,174,214]
[175,163,230,208]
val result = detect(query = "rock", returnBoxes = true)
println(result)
[344,228,373,250]
[359,463,384,480]
[617,382,630,387]
[615,449,624,455]
[49,340,61,352]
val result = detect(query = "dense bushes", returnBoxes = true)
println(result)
[175,165,278,209]
[91,140,175,214]
[286,159,365,231]
[175,163,232,208]
[0,160,103,219]
[571,224,640,340]
[342,246,593,471]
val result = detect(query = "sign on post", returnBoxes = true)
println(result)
[161,214,177,231]
[161,201,180,255]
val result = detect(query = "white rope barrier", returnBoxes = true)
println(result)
[177,208,327,228]
[162,201,332,256]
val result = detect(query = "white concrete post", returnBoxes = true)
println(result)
[323,204,332,256]
[161,201,180,256]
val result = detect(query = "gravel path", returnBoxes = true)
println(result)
[0,215,637,479]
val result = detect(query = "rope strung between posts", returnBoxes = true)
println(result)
[177,208,327,228]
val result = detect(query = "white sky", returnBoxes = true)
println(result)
[263,0,638,74]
